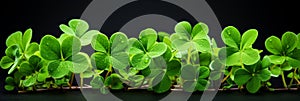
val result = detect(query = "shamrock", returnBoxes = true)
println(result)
[40,34,89,78]
[1,28,39,74]
[129,28,167,70]
[220,26,260,66]
[234,61,271,93]
[60,19,100,46]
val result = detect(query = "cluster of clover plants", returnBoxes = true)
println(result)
[1,19,300,94]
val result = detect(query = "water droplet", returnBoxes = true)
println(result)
[144,57,150,63]
[269,39,272,42]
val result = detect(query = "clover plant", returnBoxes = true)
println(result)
[90,32,132,92]
[90,75,109,94]
[91,32,130,72]
[2,19,300,94]
[0,29,38,74]
[60,19,100,46]
[219,26,261,87]
[234,60,271,93]
[171,21,211,54]
[264,32,300,88]
[18,55,48,89]
[0,29,40,91]
[117,68,144,88]
[39,34,90,87]
[220,26,260,66]
[169,21,212,92]
[129,28,167,70]
[180,64,210,92]
[143,57,181,93]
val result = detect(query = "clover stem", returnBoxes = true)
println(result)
[80,73,83,90]
[187,46,192,64]
[238,85,243,90]
[241,64,245,69]
[69,73,75,89]
[281,72,287,88]
[270,64,277,70]
[295,77,300,84]
[289,68,298,88]
[239,53,245,69]
[222,69,232,83]
[105,65,113,78]
[288,71,295,88]
[33,84,37,91]
[138,78,145,89]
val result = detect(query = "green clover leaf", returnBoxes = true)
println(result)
[104,73,124,90]
[171,21,211,53]
[129,29,167,70]
[181,64,210,92]
[234,61,271,93]
[91,32,129,70]
[1,28,38,74]
[220,26,260,66]
[60,19,101,46]
[40,35,89,78]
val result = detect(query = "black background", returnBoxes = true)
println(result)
[0,0,299,96]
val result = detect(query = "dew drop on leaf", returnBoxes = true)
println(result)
[227,31,231,35]
[144,57,150,64]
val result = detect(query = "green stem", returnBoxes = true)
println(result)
[80,73,83,90]
[239,51,245,69]
[187,46,192,64]
[238,85,243,90]
[33,84,37,91]
[105,65,112,78]
[138,78,145,89]
[289,68,297,88]
[222,68,232,83]
[281,72,287,88]
[270,64,277,70]
[69,73,75,89]
[295,77,300,84]
[241,64,245,69]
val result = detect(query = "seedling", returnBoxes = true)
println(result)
[1,29,38,74]
[219,26,261,86]
[1,19,300,94]
[39,34,90,88]
[91,32,130,73]
[129,28,167,70]
[234,60,271,93]
[264,32,300,88]
[60,19,101,46]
